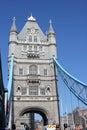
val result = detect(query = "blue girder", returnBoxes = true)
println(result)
[53,57,87,105]
[6,54,14,129]
[7,54,14,101]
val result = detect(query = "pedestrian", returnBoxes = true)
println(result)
[56,124,61,130]
[75,124,83,130]
[64,123,68,130]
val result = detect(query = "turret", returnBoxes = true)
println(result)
[8,17,18,56]
[47,20,56,44]
[47,20,57,58]
[9,17,18,42]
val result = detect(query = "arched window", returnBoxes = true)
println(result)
[16,85,21,92]
[29,65,37,75]
[46,86,51,95]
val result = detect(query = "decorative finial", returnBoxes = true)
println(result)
[10,16,17,32]
[30,12,32,16]
[13,17,16,24]
[48,19,55,34]
[27,14,36,21]
[49,19,52,25]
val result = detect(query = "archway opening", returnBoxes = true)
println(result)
[20,107,48,130]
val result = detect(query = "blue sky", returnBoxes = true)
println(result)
[0,0,87,114]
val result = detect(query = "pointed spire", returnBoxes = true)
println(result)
[48,19,55,34]
[10,17,17,32]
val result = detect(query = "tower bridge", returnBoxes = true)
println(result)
[0,14,87,130]
[7,14,59,130]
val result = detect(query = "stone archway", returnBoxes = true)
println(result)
[19,106,49,126]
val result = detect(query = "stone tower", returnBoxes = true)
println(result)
[8,14,59,129]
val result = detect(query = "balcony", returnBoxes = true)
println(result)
[27,51,39,58]
[26,74,40,84]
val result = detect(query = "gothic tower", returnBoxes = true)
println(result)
[8,14,59,129]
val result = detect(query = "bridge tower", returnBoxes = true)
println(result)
[8,14,59,129]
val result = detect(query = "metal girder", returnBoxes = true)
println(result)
[53,57,87,105]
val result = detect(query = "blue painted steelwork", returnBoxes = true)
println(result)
[7,54,14,101]
[53,57,87,105]
[6,54,14,129]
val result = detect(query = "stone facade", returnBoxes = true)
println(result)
[8,15,59,129]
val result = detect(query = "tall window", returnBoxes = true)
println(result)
[29,35,32,42]
[44,69,47,76]
[19,68,23,75]
[39,46,43,51]
[29,45,32,52]
[34,45,37,52]
[29,86,38,96]
[34,36,37,42]
[23,45,27,51]
[21,87,27,95]
[40,88,45,95]
[29,65,37,75]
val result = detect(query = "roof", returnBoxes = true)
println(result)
[18,14,46,41]
[47,20,55,34]
[10,17,17,33]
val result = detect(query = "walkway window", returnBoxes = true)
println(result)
[29,65,37,75]
[29,86,38,95]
